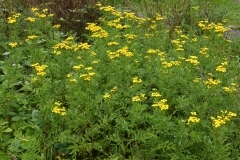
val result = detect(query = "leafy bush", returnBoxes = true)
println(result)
[0,1,240,159]
[0,0,101,42]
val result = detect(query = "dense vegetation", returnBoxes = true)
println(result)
[0,0,240,159]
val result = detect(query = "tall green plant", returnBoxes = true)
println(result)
[0,1,240,159]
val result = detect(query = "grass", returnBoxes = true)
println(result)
[226,0,240,28]
[0,0,240,159]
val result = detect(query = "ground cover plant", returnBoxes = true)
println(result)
[0,0,240,159]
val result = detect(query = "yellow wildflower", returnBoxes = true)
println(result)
[53,24,61,28]
[187,112,200,124]
[25,17,36,22]
[133,76,142,83]
[103,93,111,99]
[210,110,236,128]
[8,42,18,48]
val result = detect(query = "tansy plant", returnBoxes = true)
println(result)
[0,1,240,160]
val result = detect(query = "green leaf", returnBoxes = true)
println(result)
[0,150,9,160]
[11,116,22,122]
[0,75,4,82]
[8,112,17,116]
[14,129,22,138]
[1,66,8,75]
[3,128,12,133]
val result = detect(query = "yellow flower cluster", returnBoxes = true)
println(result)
[73,64,84,70]
[124,12,137,20]
[33,8,47,18]
[31,63,48,76]
[73,43,91,51]
[85,23,101,32]
[151,91,161,97]
[53,38,91,54]
[65,36,74,41]
[152,99,169,110]
[53,24,61,28]
[8,42,18,48]
[25,17,36,22]
[31,8,38,12]
[95,2,102,7]
[223,83,237,92]
[132,93,146,102]
[199,47,209,57]
[53,41,71,51]
[67,73,77,83]
[193,78,202,83]
[37,13,46,18]
[85,23,108,38]
[144,33,154,38]
[216,62,227,73]
[107,19,131,29]
[171,39,186,51]
[133,76,142,83]
[92,60,100,64]
[214,23,231,33]
[7,13,21,24]
[80,73,96,81]
[198,20,231,33]
[147,49,160,54]
[79,67,95,81]
[99,5,115,12]
[204,78,221,88]
[198,20,216,30]
[162,61,181,68]
[69,64,96,82]
[107,41,119,46]
[52,101,66,116]
[103,87,118,100]
[110,86,117,92]
[156,14,164,21]
[210,110,237,128]
[187,112,200,124]
[103,93,111,99]
[23,8,52,23]
[25,35,38,42]
[107,46,133,59]
[174,26,183,35]
[124,34,137,40]
[185,56,200,65]
[191,37,198,42]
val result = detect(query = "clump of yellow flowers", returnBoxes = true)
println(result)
[85,22,109,38]
[31,63,48,76]
[204,78,221,89]
[151,89,169,110]
[216,62,227,73]
[7,13,21,24]
[52,101,66,116]
[132,76,142,83]
[210,110,237,128]
[185,56,200,65]
[26,35,38,42]
[187,112,200,124]
[132,93,146,102]
[152,99,169,110]
[223,83,237,92]
[8,42,18,48]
